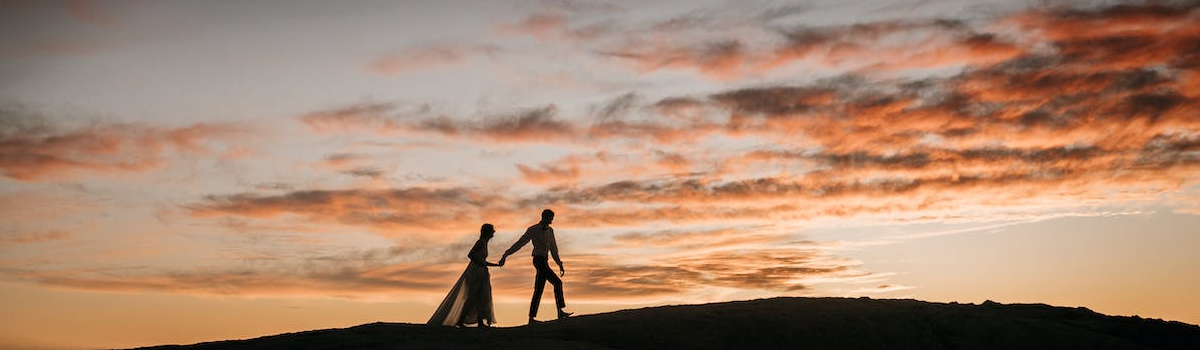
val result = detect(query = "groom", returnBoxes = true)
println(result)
[499,209,571,323]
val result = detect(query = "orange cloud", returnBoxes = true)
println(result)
[188,187,521,237]
[293,1,1200,229]
[611,226,775,249]
[1012,2,1200,41]
[593,2,1199,81]
[2,254,464,297]
[543,247,869,299]
[497,11,611,43]
[601,18,1028,79]
[516,163,581,184]
[514,151,702,187]
[2,237,871,302]
[299,102,402,133]
[0,230,73,245]
[0,109,243,181]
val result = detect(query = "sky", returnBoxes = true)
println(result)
[1,0,1199,348]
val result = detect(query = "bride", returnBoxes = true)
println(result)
[427,223,504,327]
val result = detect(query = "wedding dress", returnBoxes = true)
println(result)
[427,239,495,326]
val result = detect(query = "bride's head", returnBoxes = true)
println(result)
[480,223,495,240]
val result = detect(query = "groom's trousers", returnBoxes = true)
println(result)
[530,255,565,317]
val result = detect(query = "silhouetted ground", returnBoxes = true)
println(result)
[130,297,1200,350]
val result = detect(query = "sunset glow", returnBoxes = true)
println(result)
[2,0,1199,349]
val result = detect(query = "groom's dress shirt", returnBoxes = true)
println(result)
[504,224,560,262]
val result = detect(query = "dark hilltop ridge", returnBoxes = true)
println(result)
[132,297,1200,350]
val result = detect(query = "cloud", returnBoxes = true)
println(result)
[0,226,777,301]
[0,243,473,297]
[466,105,576,142]
[497,10,612,42]
[0,107,244,181]
[500,12,567,40]
[650,2,1200,202]
[1168,187,1200,216]
[298,93,723,146]
[322,152,367,167]
[516,163,581,184]
[298,102,584,143]
[547,258,703,297]
[671,248,857,291]
[590,92,639,120]
[502,3,992,80]
[777,20,1026,72]
[604,40,751,80]
[341,166,385,179]
[292,1,1200,229]
[588,1,1198,80]
[0,230,73,245]
[187,187,522,236]
[0,239,869,301]
[406,104,582,143]
[299,102,403,133]
[25,0,1200,302]
[611,226,775,249]
[598,15,1026,79]
[848,284,916,295]
[368,44,500,76]
[1011,1,1200,42]
[514,151,704,187]
[545,246,871,299]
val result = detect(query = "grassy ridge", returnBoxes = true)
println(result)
[133,297,1200,350]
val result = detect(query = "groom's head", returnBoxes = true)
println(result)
[540,209,555,225]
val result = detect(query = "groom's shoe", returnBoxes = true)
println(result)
[557,310,573,320]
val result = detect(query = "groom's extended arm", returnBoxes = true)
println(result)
[502,232,531,258]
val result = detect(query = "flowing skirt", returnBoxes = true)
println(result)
[427,263,495,326]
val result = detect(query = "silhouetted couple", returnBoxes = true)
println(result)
[427,209,571,327]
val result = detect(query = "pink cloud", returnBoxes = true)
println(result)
[0,111,244,181]
[368,44,499,76]
[497,11,610,42]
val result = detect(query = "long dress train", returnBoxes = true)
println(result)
[427,239,495,326]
